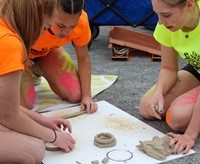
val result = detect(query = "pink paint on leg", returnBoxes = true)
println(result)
[27,86,35,105]
[59,72,81,102]
[59,72,79,88]
[174,89,200,106]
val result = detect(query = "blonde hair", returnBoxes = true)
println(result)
[161,0,197,7]
[0,0,58,53]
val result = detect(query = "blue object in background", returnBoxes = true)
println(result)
[84,0,158,27]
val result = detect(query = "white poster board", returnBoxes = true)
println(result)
[43,101,195,164]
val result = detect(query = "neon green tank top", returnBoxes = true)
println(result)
[154,0,200,73]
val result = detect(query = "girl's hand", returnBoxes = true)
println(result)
[80,96,98,113]
[54,131,76,152]
[148,93,164,120]
[167,132,195,154]
[43,117,72,132]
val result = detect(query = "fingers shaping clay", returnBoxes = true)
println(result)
[45,111,86,151]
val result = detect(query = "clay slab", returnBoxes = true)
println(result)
[42,101,195,164]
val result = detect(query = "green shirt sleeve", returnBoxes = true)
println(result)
[153,24,173,48]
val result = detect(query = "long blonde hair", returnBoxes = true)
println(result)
[0,0,58,53]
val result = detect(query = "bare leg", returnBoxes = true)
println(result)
[20,69,35,109]
[166,86,200,132]
[139,70,200,119]
[0,124,45,163]
[36,47,81,103]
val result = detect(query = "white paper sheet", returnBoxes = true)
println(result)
[32,75,118,113]
[42,100,195,164]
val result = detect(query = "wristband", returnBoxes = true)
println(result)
[49,129,57,143]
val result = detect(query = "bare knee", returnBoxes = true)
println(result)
[21,139,45,164]
[20,88,35,110]
[62,91,82,103]
[166,106,186,132]
[49,76,82,103]
[139,97,153,119]
[20,99,34,110]
[139,100,148,118]
[166,116,185,132]
[68,96,81,103]
[1,139,45,164]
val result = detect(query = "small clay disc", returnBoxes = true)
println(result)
[45,142,61,151]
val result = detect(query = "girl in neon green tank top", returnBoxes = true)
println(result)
[140,0,200,155]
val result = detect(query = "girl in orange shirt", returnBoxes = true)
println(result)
[21,0,98,113]
[0,0,75,163]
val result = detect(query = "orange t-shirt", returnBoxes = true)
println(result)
[29,10,91,59]
[0,18,24,76]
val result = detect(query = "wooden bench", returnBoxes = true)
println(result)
[109,26,161,61]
